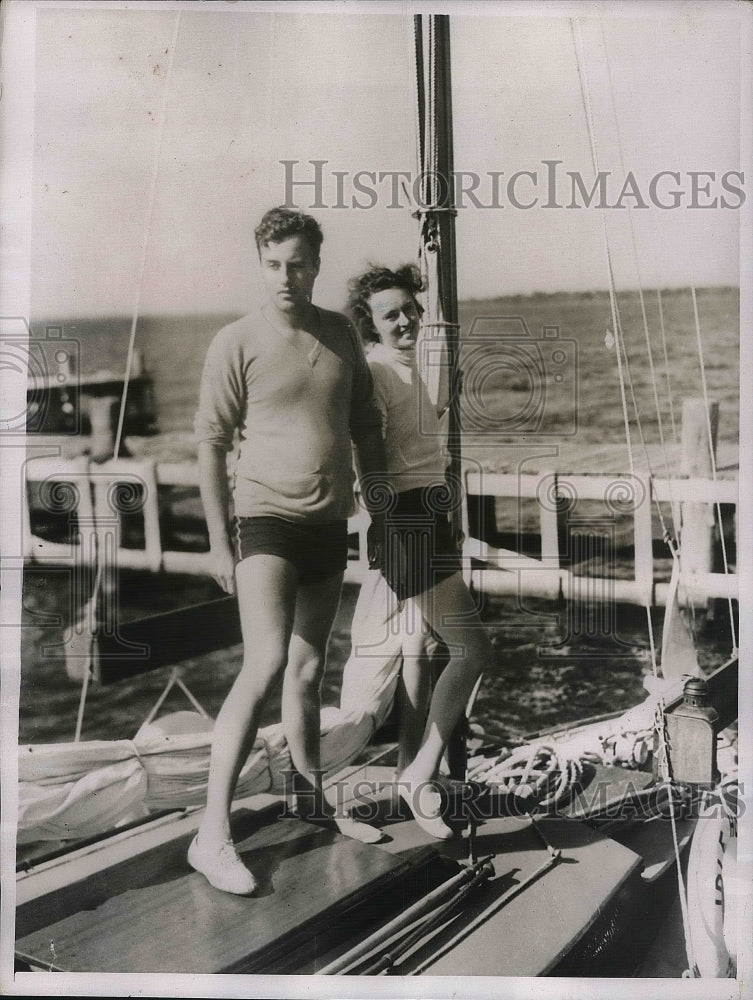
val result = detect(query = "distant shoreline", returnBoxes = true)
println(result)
[30,284,741,328]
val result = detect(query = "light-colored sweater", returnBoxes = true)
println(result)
[194,305,381,521]
[367,341,448,494]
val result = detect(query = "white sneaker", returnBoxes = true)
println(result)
[187,835,257,895]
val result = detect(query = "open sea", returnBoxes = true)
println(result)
[20,287,739,745]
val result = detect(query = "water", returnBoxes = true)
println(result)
[21,287,739,744]
[31,286,739,449]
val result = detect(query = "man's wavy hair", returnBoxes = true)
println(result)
[347,263,424,345]
[254,207,323,258]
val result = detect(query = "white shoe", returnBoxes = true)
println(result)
[187,834,257,895]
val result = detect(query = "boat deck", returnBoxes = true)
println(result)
[15,763,676,977]
[15,802,432,975]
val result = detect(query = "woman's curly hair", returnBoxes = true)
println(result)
[347,263,424,344]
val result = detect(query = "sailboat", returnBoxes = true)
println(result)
[11,8,743,986]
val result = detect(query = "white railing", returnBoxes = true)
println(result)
[23,455,370,585]
[23,457,737,607]
[462,470,737,607]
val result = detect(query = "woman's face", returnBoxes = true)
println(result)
[367,287,421,358]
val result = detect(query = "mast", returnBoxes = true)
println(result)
[414,14,462,534]
[414,15,467,779]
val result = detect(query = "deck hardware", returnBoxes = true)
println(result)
[529,814,561,859]
[357,858,496,976]
[407,839,564,974]
[318,855,494,975]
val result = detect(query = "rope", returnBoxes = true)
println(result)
[467,712,658,813]
[574,19,737,673]
[599,18,684,565]
[73,14,181,739]
[142,666,210,727]
[412,15,425,195]
[73,560,104,741]
[656,288,682,544]
[593,23,710,653]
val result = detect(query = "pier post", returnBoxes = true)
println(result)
[680,397,718,606]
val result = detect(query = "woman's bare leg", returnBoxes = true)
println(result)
[397,573,492,837]
[396,617,432,774]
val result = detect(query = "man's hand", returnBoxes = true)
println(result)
[366,514,385,571]
[209,539,236,595]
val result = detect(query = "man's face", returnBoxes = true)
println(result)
[258,235,320,314]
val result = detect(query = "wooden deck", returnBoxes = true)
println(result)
[16,757,699,978]
[305,765,647,976]
[15,804,431,975]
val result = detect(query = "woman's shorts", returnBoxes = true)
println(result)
[375,486,462,601]
[233,516,348,585]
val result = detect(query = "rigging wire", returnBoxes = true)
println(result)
[570,17,659,677]
[114,13,182,460]
[598,17,679,544]
[74,12,182,740]
[572,17,738,667]
[599,16,735,651]
[572,20,737,976]
[626,16,736,654]
[591,17,695,626]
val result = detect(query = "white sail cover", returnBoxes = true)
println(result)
[18,705,376,843]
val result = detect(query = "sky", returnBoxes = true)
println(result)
[5,0,748,318]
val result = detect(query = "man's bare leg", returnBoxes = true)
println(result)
[284,572,383,843]
[189,554,297,891]
[282,571,342,818]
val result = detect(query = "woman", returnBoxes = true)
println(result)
[347,264,494,840]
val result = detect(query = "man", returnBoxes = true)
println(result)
[190,207,387,894]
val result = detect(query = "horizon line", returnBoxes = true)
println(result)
[29,283,740,325]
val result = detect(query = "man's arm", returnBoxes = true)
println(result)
[194,326,243,594]
[347,323,394,519]
[353,422,393,518]
[198,441,236,595]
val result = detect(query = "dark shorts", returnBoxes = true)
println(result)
[375,486,462,602]
[233,516,348,585]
